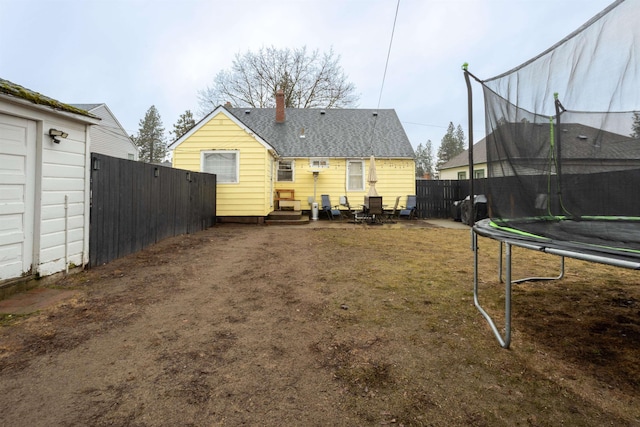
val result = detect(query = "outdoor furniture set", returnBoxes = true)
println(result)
[321,194,417,223]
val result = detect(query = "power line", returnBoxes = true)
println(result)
[370,0,401,154]
[376,0,400,111]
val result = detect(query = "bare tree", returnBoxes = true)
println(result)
[198,46,359,114]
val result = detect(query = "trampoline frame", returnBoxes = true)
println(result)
[463,65,640,348]
[473,219,640,348]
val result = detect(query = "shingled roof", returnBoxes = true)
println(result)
[226,107,414,158]
[0,78,98,119]
[440,122,640,170]
[440,138,487,170]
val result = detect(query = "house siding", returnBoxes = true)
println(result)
[439,164,487,180]
[172,112,274,216]
[276,157,415,210]
[0,97,96,281]
[39,116,91,276]
[86,105,138,160]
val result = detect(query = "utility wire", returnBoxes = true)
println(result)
[377,0,400,111]
[370,0,401,154]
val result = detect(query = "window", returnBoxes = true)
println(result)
[277,160,294,182]
[128,153,135,160]
[310,158,329,169]
[201,150,239,183]
[347,160,364,191]
[474,169,485,179]
[457,171,466,180]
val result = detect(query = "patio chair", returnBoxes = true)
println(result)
[399,195,417,219]
[384,196,401,223]
[340,196,358,220]
[321,194,342,220]
[368,196,384,224]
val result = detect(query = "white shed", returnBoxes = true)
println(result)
[0,78,100,283]
[71,103,139,160]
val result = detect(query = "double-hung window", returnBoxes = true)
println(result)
[277,160,294,182]
[201,150,239,183]
[347,160,365,191]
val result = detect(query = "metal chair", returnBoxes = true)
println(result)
[399,195,417,219]
[320,194,342,220]
[367,196,384,224]
[384,196,400,223]
[340,196,359,221]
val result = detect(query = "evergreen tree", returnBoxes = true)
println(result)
[455,125,465,152]
[631,112,640,138]
[436,122,466,170]
[171,110,196,140]
[415,140,435,178]
[133,105,166,163]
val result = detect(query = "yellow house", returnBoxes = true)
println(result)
[170,91,415,222]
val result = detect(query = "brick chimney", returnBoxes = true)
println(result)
[275,89,285,123]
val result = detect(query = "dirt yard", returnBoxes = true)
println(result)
[0,223,639,426]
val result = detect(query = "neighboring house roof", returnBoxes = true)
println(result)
[440,122,639,171]
[71,103,104,111]
[439,138,487,171]
[0,78,99,119]
[170,105,415,159]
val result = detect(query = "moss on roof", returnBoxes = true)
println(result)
[0,78,98,119]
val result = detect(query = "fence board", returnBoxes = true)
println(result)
[415,179,487,218]
[90,153,216,267]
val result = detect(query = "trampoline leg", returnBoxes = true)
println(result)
[499,242,565,284]
[476,238,567,348]
[473,231,512,348]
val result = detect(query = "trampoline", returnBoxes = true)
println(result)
[462,0,640,348]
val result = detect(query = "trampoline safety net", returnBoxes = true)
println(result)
[470,0,640,255]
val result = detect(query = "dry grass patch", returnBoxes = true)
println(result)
[310,228,640,425]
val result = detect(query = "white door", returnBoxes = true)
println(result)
[0,113,36,280]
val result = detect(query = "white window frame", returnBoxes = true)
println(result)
[277,159,295,182]
[310,157,329,169]
[474,169,485,179]
[201,150,240,184]
[457,171,467,180]
[347,160,365,191]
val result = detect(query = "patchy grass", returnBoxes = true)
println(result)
[310,228,640,426]
[0,225,638,426]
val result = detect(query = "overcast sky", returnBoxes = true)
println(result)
[1,0,614,152]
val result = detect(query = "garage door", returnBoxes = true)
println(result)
[0,113,36,280]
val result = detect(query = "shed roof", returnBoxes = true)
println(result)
[0,78,98,119]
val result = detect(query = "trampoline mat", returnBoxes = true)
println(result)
[474,218,640,267]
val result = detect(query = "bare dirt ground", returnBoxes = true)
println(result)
[0,222,639,426]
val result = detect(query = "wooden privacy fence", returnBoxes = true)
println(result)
[89,153,216,267]
[415,179,486,218]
